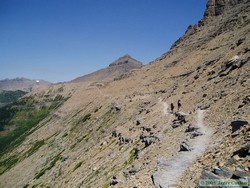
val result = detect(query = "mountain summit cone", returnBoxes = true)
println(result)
[109,54,143,67]
[72,54,143,83]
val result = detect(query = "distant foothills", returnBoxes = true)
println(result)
[0,78,51,92]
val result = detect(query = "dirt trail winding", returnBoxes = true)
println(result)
[153,110,212,188]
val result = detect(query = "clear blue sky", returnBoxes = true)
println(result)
[0,0,207,83]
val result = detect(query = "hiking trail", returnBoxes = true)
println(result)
[153,109,212,188]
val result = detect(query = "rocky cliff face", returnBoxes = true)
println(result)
[204,0,248,18]
[162,0,249,58]
[0,1,249,188]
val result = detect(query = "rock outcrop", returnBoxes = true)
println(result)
[204,0,249,18]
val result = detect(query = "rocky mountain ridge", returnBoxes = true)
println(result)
[72,54,143,84]
[204,0,249,18]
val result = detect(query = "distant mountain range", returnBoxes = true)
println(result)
[0,78,51,92]
[1,55,142,91]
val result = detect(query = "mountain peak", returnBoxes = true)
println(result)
[72,55,143,83]
[204,0,248,18]
[109,54,143,67]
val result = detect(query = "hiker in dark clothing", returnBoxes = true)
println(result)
[170,103,174,113]
[177,100,181,111]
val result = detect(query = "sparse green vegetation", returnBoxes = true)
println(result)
[94,106,102,113]
[123,149,135,168]
[0,95,68,176]
[49,95,66,109]
[34,151,63,179]
[100,139,116,151]
[71,113,92,130]
[84,168,101,186]
[0,95,67,155]
[85,136,89,142]
[23,140,45,158]
[82,113,91,123]
[103,183,109,188]
[62,132,68,138]
[0,140,46,175]
[78,134,88,142]
[127,148,136,165]
[109,148,136,178]
[0,105,50,154]
[70,143,77,150]
[0,155,19,175]
[34,168,47,180]
[73,161,83,171]
[23,184,29,188]
[50,153,63,168]
[0,104,17,131]
[94,109,116,132]
[96,125,102,131]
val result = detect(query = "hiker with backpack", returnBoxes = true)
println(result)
[177,100,181,111]
[170,103,174,113]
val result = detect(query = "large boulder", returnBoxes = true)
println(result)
[140,135,160,148]
[109,176,118,186]
[179,141,192,152]
[111,103,122,111]
[212,166,233,178]
[231,120,248,133]
[185,124,199,132]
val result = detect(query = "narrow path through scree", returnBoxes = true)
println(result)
[153,110,212,188]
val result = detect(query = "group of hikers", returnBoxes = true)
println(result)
[170,100,181,113]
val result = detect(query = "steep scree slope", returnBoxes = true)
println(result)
[0,0,249,188]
